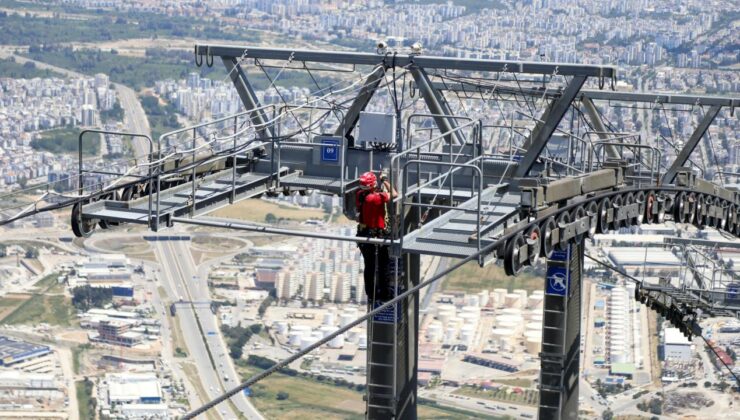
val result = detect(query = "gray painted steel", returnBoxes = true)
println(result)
[580,96,620,159]
[514,76,588,178]
[222,57,275,139]
[409,67,466,145]
[662,104,722,184]
[335,65,386,144]
[197,44,617,78]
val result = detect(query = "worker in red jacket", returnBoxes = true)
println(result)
[356,171,397,301]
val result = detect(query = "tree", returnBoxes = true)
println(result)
[602,409,614,420]
[25,247,39,259]
[704,381,713,388]
[0,245,6,258]
[265,213,277,224]
[276,391,289,400]
[648,397,662,415]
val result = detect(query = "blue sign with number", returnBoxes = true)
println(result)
[372,300,401,324]
[321,138,339,162]
[728,283,739,301]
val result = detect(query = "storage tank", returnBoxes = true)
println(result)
[427,322,443,342]
[460,312,479,327]
[513,289,528,304]
[493,288,508,306]
[319,325,335,338]
[465,294,480,307]
[525,322,542,333]
[289,331,305,346]
[501,308,523,316]
[495,314,524,329]
[340,313,355,328]
[524,330,542,354]
[491,328,514,350]
[526,294,544,309]
[275,321,289,335]
[445,326,458,344]
[505,293,522,309]
[478,290,490,307]
[323,311,336,326]
[328,334,345,349]
[460,325,476,345]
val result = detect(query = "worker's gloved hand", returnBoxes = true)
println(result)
[380,171,389,182]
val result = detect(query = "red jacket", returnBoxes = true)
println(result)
[356,190,390,229]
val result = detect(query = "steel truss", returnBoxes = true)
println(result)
[1,43,739,420]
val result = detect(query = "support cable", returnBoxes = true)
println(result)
[584,253,740,387]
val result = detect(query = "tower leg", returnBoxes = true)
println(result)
[538,242,583,420]
[366,251,419,420]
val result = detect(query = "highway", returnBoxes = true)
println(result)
[154,238,263,420]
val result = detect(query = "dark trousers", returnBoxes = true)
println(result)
[358,228,391,300]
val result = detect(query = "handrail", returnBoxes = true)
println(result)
[404,113,473,150]
[591,141,662,186]
[79,129,154,225]
[401,159,483,261]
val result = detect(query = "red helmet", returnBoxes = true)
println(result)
[359,171,376,190]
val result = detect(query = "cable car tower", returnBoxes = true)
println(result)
[1,43,738,420]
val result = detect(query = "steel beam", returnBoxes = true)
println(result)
[410,67,466,145]
[198,44,617,78]
[426,81,739,108]
[334,65,386,145]
[514,76,587,178]
[662,104,722,184]
[539,244,582,420]
[222,57,275,139]
[580,97,620,159]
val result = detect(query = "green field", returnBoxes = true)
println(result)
[1,294,75,326]
[31,127,100,156]
[75,379,94,420]
[237,365,495,419]
[0,57,65,79]
[453,385,539,406]
[442,260,544,293]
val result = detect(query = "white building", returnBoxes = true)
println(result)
[663,327,693,360]
[106,373,162,406]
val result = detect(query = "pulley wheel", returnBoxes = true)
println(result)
[635,191,646,225]
[715,198,725,230]
[695,194,706,227]
[540,217,557,258]
[624,193,636,226]
[735,209,740,236]
[686,192,697,224]
[673,192,686,223]
[504,233,526,276]
[611,195,624,230]
[586,201,598,238]
[571,206,586,245]
[121,185,140,202]
[645,191,656,224]
[656,193,668,223]
[597,197,611,234]
[71,201,96,238]
[525,225,541,266]
[556,211,571,251]
[726,205,736,233]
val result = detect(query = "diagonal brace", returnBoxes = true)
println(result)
[409,66,466,145]
[335,65,386,146]
[222,57,275,140]
[662,105,722,184]
[515,76,587,178]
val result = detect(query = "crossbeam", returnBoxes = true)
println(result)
[425,81,739,108]
[409,66,466,145]
[335,65,386,145]
[222,57,275,139]
[197,44,617,78]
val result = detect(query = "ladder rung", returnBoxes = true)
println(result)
[370,341,394,346]
[369,362,394,368]
[367,383,394,389]
[367,404,395,410]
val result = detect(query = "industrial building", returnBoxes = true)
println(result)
[0,336,52,367]
[662,327,693,361]
[70,254,135,298]
[105,373,163,406]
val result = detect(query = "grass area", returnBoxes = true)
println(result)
[442,260,543,293]
[237,365,492,419]
[418,398,507,419]
[0,57,65,78]
[94,237,150,254]
[1,294,75,326]
[491,378,534,388]
[453,385,539,407]
[71,344,90,375]
[1,10,241,47]
[0,295,28,320]
[140,93,181,142]
[31,127,100,156]
[75,379,94,420]
[191,236,244,252]
[210,199,327,223]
